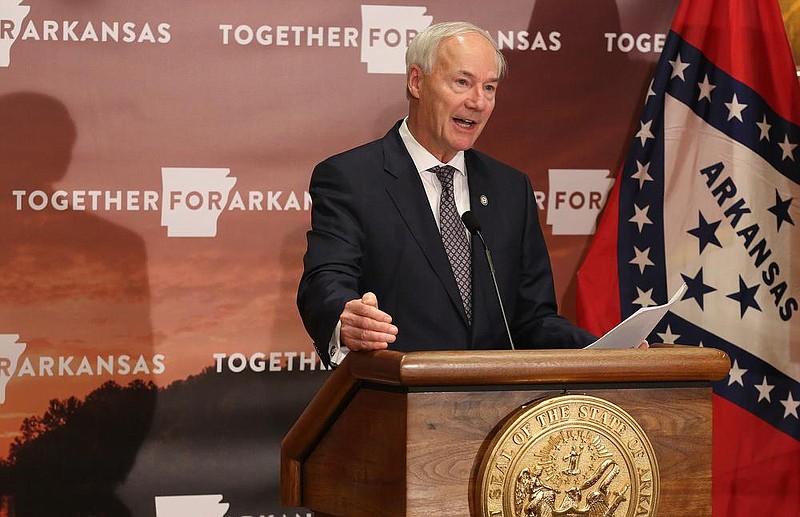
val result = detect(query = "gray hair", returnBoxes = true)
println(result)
[405,21,507,79]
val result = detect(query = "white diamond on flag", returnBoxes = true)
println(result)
[577,0,800,512]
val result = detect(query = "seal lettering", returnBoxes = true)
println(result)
[476,394,660,517]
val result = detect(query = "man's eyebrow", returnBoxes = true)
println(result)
[457,69,500,82]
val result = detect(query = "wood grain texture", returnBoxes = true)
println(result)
[281,360,359,505]
[349,345,730,386]
[402,388,711,516]
[281,347,727,514]
[302,388,408,516]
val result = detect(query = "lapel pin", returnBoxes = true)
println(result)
[480,195,488,206]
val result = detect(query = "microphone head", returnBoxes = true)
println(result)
[461,210,481,234]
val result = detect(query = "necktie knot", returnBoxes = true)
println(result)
[431,165,457,189]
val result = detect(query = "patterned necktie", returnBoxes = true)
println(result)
[431,165,472,324]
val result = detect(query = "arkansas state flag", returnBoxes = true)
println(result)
[577,0,799,514]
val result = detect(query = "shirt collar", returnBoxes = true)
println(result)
[399,118,466,176]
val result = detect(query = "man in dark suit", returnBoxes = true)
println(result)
[298,21,597,367]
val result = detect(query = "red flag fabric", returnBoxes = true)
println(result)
[577,0,800,514]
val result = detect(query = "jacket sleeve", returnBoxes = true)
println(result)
[296,159,364,366]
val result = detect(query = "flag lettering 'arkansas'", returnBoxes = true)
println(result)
[577,0,799,515]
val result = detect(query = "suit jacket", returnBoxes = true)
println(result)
[297,121,596,366]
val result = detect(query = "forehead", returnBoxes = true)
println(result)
[435,33,499,76]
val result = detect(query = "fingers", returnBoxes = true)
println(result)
[340,292,398,351]
[361,291,379,308]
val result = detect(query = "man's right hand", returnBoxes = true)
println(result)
[339,292,398,351]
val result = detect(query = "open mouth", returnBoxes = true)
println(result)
[453,117,477,128]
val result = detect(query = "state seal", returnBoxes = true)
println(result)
[476,394,659,517]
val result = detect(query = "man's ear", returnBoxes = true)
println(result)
[407,65,423,100]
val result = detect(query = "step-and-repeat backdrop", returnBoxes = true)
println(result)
[2,1,794,516]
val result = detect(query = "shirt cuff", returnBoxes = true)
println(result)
[328,319,350,366]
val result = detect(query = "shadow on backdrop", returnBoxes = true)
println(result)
[0,92,156,516]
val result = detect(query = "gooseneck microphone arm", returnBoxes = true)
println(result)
[461,211,516,351]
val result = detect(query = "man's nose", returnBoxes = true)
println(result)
[465,87,488,110]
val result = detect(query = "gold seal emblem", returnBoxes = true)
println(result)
[476,394,659,517]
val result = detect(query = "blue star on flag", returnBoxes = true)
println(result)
[726,276,762,318]
[681,267,716,310]
[767,189,794,232]
[687,211,722,254]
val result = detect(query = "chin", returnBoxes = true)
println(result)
[457,139,478,151]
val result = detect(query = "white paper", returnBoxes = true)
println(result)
[584,283,687,349]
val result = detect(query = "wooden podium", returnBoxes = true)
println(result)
[281,346,729,516]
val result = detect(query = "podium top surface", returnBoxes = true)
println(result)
[344,345,731,386]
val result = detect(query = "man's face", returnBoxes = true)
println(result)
[408,32,499,163]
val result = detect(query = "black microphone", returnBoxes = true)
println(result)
[461,211,516,350]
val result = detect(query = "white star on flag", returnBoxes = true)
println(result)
[781,392,799,419]
[724,93,747,122]
[636,120,654,146]
[631,160,653,189]
[756,115,771,141]
[629,246,654,274]
[628,203,652,232]
[669,54,690,80]
[728,359,747,387]
[632,286,655,307]
[698,74,716,101]
[778,135,797,161]
[755,376,774,403]
[657,324,680,344]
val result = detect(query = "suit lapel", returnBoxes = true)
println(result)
[382,125,469,325]
[466,150,502,344]
[465,151,498,249]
